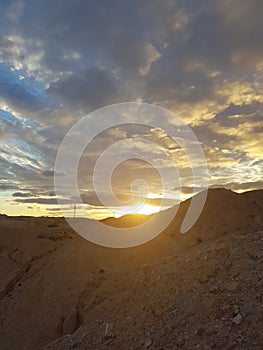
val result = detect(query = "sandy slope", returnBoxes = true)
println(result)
[0,189,262,349]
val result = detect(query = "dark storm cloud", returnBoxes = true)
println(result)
[48,68,122,110]
[0,0,211,106]
[176,0,263,70]
[144,0,263,105]
[0,0,151,81]
[1,0,263,107]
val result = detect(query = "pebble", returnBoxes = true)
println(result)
[104,322,114,338]
[144,338,153,348]
[232,313,242,325]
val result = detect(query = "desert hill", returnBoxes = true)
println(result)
[0,188,262,349]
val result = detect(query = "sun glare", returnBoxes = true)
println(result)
[112,203,162,217]
[136,204,161,215]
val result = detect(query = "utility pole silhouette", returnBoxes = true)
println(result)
[73,204,76,218]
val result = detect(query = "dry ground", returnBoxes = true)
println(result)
[0,189,262,349]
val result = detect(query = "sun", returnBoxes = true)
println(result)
[130,203,161,216]
[111,203,162,217]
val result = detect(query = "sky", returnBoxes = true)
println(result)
[0,0,262,218]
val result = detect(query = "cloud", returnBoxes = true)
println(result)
[1,0,263,111]
[47,68,121,111]
[139,43,161,76]
[212,181,263,192]
[0,0,262,212]
[14,197,59,205]
[0,65,48,114]
[12,191,32,197]
[41,170,54,177]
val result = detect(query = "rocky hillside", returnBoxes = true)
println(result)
[0,189,262,349]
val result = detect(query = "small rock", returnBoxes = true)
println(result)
[232,313,242,325]
[144,338,153,348]
[104,322,114,339]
